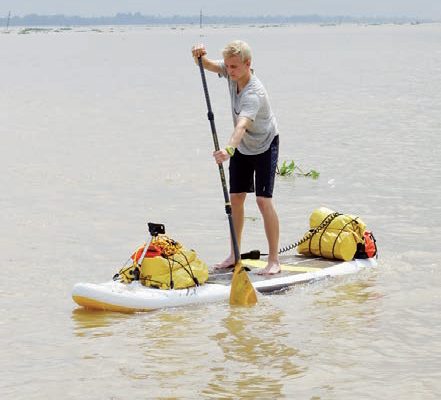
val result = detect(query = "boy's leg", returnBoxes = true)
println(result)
[256,197,281,275]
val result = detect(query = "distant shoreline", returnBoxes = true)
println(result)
[1,13,435,28]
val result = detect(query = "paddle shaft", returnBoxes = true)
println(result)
[197,57,240,264]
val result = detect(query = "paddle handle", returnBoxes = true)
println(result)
[197,57,241,264]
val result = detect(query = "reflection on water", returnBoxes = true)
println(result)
[119,309,220,396]
[312,275,381,337]
[71,308,131,337]
[315,276,382,307]
[82,304,305,399]
[203,307,303,399]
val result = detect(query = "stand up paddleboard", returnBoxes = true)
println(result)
[72,255,376,312]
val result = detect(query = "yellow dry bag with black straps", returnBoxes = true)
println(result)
[114,234,209,290]
[297,207,366,261]
[140,247,209,290]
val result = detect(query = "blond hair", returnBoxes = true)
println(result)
[222,40,252,63]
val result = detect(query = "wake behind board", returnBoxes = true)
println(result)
[72,255,376,312]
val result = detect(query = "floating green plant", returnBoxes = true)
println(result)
[277,160,320,179]
[18,28,51,34]
[277,160,296,176]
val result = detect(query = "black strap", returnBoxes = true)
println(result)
[278,212,341,255]
[331,218,359,259]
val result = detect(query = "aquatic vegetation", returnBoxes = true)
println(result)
[53,27,72,33]
[277,160,320,179]
[18,27,52,34]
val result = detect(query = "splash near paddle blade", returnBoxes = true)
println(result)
[229,262,258,306]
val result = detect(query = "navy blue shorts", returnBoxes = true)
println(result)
[229,135,279,198]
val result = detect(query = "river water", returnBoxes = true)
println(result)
[1,23,440,399]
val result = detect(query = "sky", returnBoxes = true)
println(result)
[2,0,441,19]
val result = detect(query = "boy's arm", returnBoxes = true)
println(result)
[192,44,223,74]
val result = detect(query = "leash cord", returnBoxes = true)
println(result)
[278,212,342,255]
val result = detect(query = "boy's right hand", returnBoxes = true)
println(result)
[192,43,207,61]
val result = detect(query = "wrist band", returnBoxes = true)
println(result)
[225,146,235,157]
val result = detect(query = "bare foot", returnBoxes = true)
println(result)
[212,256,235,271]
[257,261,281,275]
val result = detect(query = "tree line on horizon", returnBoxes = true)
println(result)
[1,12,428,27]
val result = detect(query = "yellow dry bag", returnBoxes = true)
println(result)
[297,207,366,261]
[140,248,209,290]
[114,233,209,289]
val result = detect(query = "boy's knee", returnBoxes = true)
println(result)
[231,193,246,206]
[256,196,272,211]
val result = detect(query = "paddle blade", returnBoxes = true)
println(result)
[229,262,258,306]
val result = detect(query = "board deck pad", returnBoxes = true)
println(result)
[208,255,341,285]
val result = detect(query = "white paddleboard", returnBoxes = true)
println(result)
[72,255,377,312]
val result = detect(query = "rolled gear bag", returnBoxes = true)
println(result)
[355,230,378,259]
[140,248,209,290]
[297,207,366,261]
[113,244,162,284]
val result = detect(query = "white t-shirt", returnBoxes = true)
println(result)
[218,61,279,155]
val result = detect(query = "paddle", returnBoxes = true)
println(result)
[197,56,257,306]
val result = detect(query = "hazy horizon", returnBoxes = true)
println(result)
[2,0,441,19]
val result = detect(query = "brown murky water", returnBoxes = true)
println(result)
[1,24,440,399]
